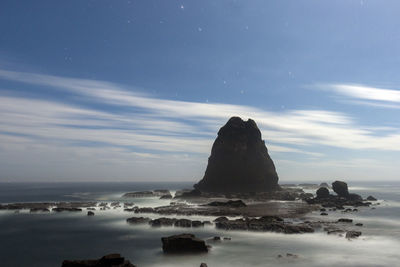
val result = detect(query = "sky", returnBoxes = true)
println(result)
[1,0,400,183]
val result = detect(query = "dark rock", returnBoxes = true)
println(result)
[347,193,362,201]
[366,195,377,201]
[223,237,231,240]
[61,253,136,267]
[160,194,173,199]
[52,207,82,212]
[338,218,353,223]
[346,231,362,239]
[149,217,177,227]
[332,181,349,197]
[216,217,313,233]
[214,216,229,223]
[200,263,208,267]
[355,223,363,227]
[320,212,328,216]
[161,234,208,253]
[134,207,154,213]
[87,211,95,216]
[175,219,192,228]
[206,200,246,208]
[316,187,330,198]
[327,229,345,235]
[320,208,326,212]
[191,221,204,227]
[194,117,279,193]
[126,217,151,224]
[212,236,221,241]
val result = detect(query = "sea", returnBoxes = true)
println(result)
[0,181,399,267]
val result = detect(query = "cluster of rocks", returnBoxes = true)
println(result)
[123,189,172,199]
[126,216,211,228]
[306,180,375,209]
[62,254,136,267]
[214,216,315,234]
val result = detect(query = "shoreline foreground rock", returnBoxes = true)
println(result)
[194,117,279,193]
[62,254,136,267]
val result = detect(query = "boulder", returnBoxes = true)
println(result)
[149,217,177,227]
[194,117,279,193]
[161,234,208,253]
[316,187,330,198]
[332,181,349,197]
[87,211,95,216]
[62,253,136,267]
[366,195,377,201]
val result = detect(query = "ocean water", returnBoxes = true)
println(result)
[0,181,399,267]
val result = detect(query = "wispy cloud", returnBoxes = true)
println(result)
[317,83,400,109]
[1,69,400,180]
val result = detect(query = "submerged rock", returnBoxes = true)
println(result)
[161,233,208,253]
[194,117,279,193]
[62,253,136,267]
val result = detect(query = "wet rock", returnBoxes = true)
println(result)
[149,217,177,227]
[206,200,246,208]
[52,207,82,212]
[194,117,279,193]
[327,229,345,235]
[223,237,231,240]
[320,212,328,216]
[366,195,377,201]
[316,187,330,198]
[160,194,173,199]
[346,231,362,239]
[214,216,229,222]
[126,217,151,224]
[216,217,313,234]
[355,223,363,227]
[161,233,208,253]
[332,181,349,197]
[87,211,95,216]
[200,263,208,267]
[191,221,204,227]
[175,219,192,228]
[61,253,136,267]
[338,218,353,223]
[134,207,154,213]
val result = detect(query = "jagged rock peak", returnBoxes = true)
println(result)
[194,116,279,193]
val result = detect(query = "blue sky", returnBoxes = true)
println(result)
[1,0,400,182]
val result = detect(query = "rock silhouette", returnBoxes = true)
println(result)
[194,117,279,193]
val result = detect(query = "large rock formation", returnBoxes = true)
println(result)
[194,117,279,193]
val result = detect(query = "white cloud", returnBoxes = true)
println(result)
[1,69,400,180]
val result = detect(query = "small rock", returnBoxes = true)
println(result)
[346,231,362,239]
[355,223,363,227]
[366,195,377,201]
[338,218,353,223]
[87,211,95,216]
[200,263,208,267]
[320,212,328,216]
[161,233,208,253]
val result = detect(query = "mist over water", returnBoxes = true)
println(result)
[0,182,400,267]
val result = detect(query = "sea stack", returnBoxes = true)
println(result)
[194,117,279,193]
